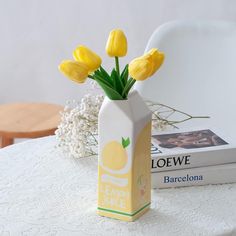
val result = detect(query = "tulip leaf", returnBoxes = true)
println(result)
[122,77,136,98]
[111,69,124,95]
[93,70,102,78]
[121,64,129,86]
[125,78,136,96]
[99,66,113,86]
[95,78,124,100]
[93,72,113,88]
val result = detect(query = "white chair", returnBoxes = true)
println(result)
[135,20,236,138]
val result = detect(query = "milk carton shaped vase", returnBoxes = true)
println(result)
[98,90,152,221]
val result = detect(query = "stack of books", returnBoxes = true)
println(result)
[151,128,236,188]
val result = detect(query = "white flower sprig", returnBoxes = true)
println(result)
[55,94,104,158]
[56,94,209,158]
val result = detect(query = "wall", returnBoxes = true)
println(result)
[0,0,236,105]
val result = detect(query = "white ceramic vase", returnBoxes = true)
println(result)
[97,90,152,221]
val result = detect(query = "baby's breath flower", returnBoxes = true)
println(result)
[55,93,104,158]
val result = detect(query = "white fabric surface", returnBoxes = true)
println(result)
[0,136,236,236]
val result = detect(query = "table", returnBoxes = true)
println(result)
[0,136,236,236]
[0,103,63,147]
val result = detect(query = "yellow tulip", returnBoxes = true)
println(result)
[129,48,164,81]
[59,60,89,83]
[128,57,152,81]
[146,49,165,76]
[73,45,102,72]
[106,29,127,57]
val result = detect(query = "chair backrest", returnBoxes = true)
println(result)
[135,20,236,138]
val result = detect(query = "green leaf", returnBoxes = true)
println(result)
[93,73,113,88]
[93,70,102,77]
[122,78,136,98]
[95,78,124,100]
[99,66,113,86]
[124,78,136,97]
[122,137,130,148]
[111,69,124,95]
[121,64,129,86]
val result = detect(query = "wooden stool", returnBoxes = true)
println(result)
[0,103,63,148]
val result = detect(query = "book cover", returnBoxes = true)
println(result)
[152,162,236,189]
[151,128,236,172]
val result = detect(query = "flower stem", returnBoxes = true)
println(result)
[115,56,120,76]
[122,78,136,97]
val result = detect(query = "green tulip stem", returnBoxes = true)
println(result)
[126,78,136,95]
[122,78,136,97]
[115,56,120,76]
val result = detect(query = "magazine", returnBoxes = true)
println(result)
[151,128,236,172]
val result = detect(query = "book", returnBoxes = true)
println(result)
[151,128,236,172]
[152,162,236,188]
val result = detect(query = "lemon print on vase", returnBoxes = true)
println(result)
[101,137,130,187]
[102,137,130,170]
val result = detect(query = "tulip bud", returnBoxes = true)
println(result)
[73,45,102,72]
[146,49,165,76]
[128,57,152,81]
[106,29,127,57]
[59,60,89,83]
[129,48,164,81]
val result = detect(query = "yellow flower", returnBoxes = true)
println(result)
[73,45,102,72]
[58,60,89,83]
[146,49,165,76]
[106,29,127,57]
[129,48,164,81]
[128,57,151,81]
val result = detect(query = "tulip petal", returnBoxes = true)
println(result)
[106,29,127,57]
[73,45,102,72]
[128,57,152,81]
[59,60,89,83]
[147,49,165,76]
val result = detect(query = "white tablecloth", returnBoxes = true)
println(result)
[0,136,236,236]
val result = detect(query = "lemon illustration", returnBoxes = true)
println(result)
[102,137,130,170]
